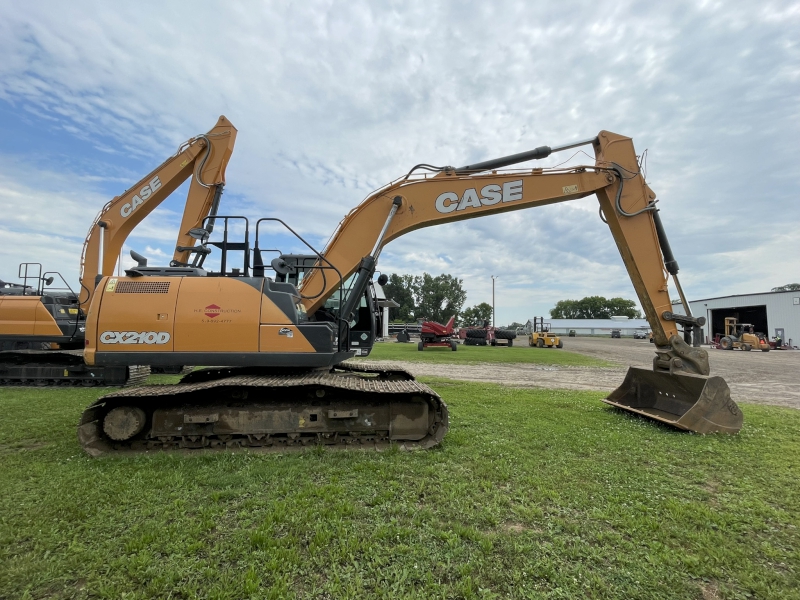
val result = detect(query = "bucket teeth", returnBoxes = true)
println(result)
[603,367,742,434]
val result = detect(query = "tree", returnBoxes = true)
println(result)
[461,302,493,326]
[550,296,642,319]
[381,274,416,321]
[415,273,467,324]
[381,272,467,323]
[771,283,800,291]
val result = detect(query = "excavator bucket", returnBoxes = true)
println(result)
[602,367,742,434]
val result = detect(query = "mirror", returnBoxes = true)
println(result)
[271,258,293,275]
[43,276,54,286]
[377,273,388,286]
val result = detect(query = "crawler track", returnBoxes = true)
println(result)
[78,361,448,456]
[0,349,150,387]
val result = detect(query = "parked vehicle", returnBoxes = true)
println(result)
[529,317,562,348]
[715,317,770,352]
[418,316,458,351]
[611,329,621,338]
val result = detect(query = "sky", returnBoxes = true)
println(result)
[0,0,798,325]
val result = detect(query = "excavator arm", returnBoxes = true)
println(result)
[301,131,680,350]
[78,116,237,305]
[297,130,739,433]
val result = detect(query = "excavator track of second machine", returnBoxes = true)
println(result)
[78,361,448,456]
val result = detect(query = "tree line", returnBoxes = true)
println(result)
[381,273,643,325]
[381,273,492,325]
[549,296,642,319]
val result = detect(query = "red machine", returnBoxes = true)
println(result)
[418,316,458,351]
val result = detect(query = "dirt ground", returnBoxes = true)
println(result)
[388,337,800,410]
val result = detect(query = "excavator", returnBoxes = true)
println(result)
[76,129,743,456]
[0,116,237,386]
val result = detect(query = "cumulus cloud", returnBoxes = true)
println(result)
[0,0,798,323]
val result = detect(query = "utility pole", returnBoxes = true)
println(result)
[491,275,497,328]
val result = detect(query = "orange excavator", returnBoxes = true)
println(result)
[0,116,237,386]
[76,130,742,456]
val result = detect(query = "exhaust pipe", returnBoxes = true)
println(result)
[603,367,742,434]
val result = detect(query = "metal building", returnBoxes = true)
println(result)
[671,290,800,347]
[525,317,650,336]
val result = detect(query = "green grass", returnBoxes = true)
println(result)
[1,378,799,599]
[359,341,612,367]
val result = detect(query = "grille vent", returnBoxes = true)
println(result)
[115,281,171,294]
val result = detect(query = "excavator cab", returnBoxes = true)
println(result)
[273,255,379,356]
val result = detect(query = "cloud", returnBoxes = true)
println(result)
[0,0,798,323]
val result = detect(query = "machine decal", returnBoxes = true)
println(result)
[100,331,171,344]
[562,184,579,194]
[435,180,523,214]
[120,176,162,218]
[193,304,242,323]
[105,278,118,293]
[279,327,294,338]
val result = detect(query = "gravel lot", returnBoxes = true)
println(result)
[389,336,800,410]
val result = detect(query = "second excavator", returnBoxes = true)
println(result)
[0,116,237,386]
[77,129,742,456]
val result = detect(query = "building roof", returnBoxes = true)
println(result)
[672,289,799,304]
[526,318,650,329]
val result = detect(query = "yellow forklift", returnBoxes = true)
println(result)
[717,317,770,352]
[528,317,563,348]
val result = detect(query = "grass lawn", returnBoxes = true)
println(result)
[1,377,798,599]
[359,341,611,367]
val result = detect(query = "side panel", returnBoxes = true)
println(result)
[260,294,294,325]
[0,296,62,337]
[259,325,316,353]
[174,278,262,352]
[0,296,37,335]
[95,277,181,353]
[33,303,65,336]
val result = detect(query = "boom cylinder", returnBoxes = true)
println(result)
[456,136,597,174]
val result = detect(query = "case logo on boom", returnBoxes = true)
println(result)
[120,176,162,218]
[100,331,170,344]
[435,180,523,214]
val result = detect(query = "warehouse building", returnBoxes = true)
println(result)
[524,316,650,336]
[671,290,800,347]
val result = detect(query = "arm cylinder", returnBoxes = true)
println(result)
[652,209,679,276]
